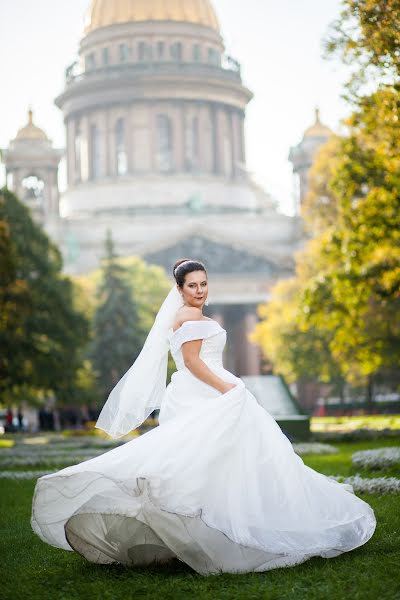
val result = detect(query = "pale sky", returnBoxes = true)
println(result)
[0,0,349,215]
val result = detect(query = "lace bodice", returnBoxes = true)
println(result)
[168,320,226,370]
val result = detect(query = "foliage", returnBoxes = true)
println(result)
[254,4,400,394]
[301,135,343,233]
[90,232,143,399]
[301,91,400,384]
[0,189,89,405]
[251,276,343,385]
[326,0,400,94]
[73,250,173,396]
[73,255,171,328]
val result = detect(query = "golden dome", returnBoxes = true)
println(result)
[15,110,48,141]
[85,0,220,33]
[304,108,332,139]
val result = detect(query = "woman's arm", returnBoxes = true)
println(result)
[181,339,236,394]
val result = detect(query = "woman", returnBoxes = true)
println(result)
[31,258,376,575]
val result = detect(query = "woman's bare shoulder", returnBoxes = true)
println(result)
[173,306,203,332]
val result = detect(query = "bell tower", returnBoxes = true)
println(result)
[288,108,333,213]
[2,109,63,225]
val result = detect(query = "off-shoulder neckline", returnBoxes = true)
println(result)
[169,319,224,336]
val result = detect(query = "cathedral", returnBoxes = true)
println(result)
[2,0,331,377]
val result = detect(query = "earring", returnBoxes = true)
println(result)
[205,298,209,306]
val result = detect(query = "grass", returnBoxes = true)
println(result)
[0,437,400,600]
[301,437,400,479]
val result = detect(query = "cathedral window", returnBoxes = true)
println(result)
[192,44,201,63]
[170,42,182,62]
[138,42,152,62]
[156,115,173,172]
[119,44,129,63]
[185,116,199,171]
[157,41,165,60]
[102,47,109,65]
[115,118,127,175]
[207,48,220,66]
[85,53,96,71]
[90,124,101,179]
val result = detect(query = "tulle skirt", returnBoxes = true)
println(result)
[31,367,376,574]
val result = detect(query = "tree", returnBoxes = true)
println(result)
[254,3,400,399]
[312,103,399,381]
[0,188,89,404]
[91,232,143,398]
[251,276,344,388]
[301,135,342,234]
[326,0,400,94]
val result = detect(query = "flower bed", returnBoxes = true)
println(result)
[1,469,398,494]
[328,474,400,494]
[352,447,400,470]
[0,470,55,479]
[292,443,338,455]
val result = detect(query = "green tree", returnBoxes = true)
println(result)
[301,135,342,233]
[255,2,400,399]
[251,276,344,387]
[91,232,143,398]
[0,188,89,404]
[326,0,400,94]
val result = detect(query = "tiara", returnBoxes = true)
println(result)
[173,260,194,275]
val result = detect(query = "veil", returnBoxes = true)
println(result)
[95,284,183,438]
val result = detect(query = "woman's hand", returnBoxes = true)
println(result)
[219,382,237,395]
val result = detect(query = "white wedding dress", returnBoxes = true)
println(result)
[31,320,376,575]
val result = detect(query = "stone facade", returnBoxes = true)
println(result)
[1,1,327,377]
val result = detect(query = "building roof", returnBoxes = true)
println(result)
[84,0,220,33]
[303,108,332,139]
[15,110,48,141]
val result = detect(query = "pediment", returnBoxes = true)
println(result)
[144,236,279,275]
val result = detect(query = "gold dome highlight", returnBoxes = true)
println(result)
[85,0,220,33]
[304,108,332,138]
[15,110,48,141]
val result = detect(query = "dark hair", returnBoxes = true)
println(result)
[172,258,207,288]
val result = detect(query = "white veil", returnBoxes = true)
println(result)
[95,284,183,438]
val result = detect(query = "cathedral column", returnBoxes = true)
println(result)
[228,108,235,179]
[80,114,90,182]
[98,110,108,177]
[243,311,261,375]
[230,110,238,178]
[200,102,213,173]
[175,101,184,172]
[66,119,74,186]
[104,108,111,177]
[239,112,246,164]
[210,103,220,174]
[125,107,133,174]
[234,307,261,376]
[51,168,60,216]
[46,168,55,215]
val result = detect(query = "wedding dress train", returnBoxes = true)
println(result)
[31,320,376,574]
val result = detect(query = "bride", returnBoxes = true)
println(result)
[31,258,376,575]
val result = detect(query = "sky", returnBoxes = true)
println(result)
[0,0,350,215]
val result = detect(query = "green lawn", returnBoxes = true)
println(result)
[1,438,399,600]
